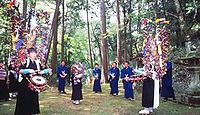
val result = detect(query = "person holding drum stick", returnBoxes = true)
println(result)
[15,48,52,115]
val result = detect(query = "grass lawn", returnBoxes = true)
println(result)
[0,83,200,115]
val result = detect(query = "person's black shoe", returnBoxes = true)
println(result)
[163,98,168,102]
[62,91,67,94]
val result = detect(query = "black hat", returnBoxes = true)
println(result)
[27,48,37,54]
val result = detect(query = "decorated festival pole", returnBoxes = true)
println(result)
[141,18,170,110]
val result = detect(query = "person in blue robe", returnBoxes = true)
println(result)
[57,60,69,94]
[161,61,176,101]
[93,63,102,93]
[109,62,119,96]
[121,61,134,100]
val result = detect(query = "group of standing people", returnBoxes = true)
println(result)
[92,60,176,114]
[0,47,176,115]
[92,61,135,100]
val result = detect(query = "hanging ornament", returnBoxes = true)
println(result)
[142,18,170,78]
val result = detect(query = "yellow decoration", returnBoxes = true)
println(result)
[157,44,162,55]
[164,21,170,24]
[11,33,16,50]
[155,19,161,23]
[155,18,165,23]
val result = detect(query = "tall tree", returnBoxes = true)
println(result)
[51,0,61,74]
[174,0,186,47]
[122,0,128,61]
[61,0,65,60]
[91,22,102,63]
[116,0,121,66]
[128,0,133,60]
[86,0,93,68]
[100,0,108,83]
[116,0,122,65]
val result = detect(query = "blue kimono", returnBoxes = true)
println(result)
[109,67,119,95]
[57,65,69,92]
[93,68,102,93]
[161,61,175,99]
[121,67,134,99]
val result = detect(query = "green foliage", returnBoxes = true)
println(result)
[67,28,89,66]
[0,4,11,63]
[64,0,86,35]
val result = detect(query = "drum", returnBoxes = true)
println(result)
[28,75,47,92]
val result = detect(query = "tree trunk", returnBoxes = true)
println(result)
[174,0,186,47]
[122,0,127,62]
[61,0,65,60]
[91,22,102,63]
[50,0,61,74]
[100,0,108,83]
[128,0,133,60]
[87,0,93,69]
[137,2,141,33]
[116,0,121,66]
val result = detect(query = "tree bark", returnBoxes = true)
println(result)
[174,0,187,47]
[137,2,141,33]
[50,0,61,74]
[87,0,93,69]
[91,22,102,63]
[116,0,121,66]
[128,0,133,60]
[122,0,127,62]
[61,0,65,60]
[100,0,108,83]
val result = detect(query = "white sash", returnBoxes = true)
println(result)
[152,71,159,109]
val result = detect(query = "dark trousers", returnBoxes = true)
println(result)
[58,77,66,92]
[71,83,83,100]
[110,80,118,95]
[142,77,154,107]
[124,82,134,99]
[93,79,102,93]
[0,80,9,100]
[15,79,40,115]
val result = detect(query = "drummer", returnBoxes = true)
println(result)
[15,48,51,115]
